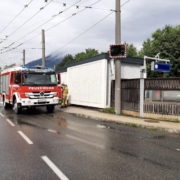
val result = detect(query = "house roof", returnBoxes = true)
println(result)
[56,53,144,73]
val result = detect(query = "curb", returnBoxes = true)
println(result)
[62,111,180,134]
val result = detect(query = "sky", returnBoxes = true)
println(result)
[0,0,179,68]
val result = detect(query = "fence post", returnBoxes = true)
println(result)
[140,78,144,117]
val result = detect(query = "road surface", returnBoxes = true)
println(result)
[0,103,180,180]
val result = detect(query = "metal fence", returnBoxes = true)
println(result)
[144,103,180,116]
[144,78,180,116]
[111,78,180,116]
[145,78,180,90]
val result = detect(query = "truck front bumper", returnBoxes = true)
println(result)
[19,97,59,107]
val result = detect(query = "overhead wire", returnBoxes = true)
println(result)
[0,0,34,34]
[46,0,101,31]
[3,0,81,49]
[52,11,114,54]
[1,0,130,56]
[6,0,53,41]
[2,10,114,55]
[53,0,115,11]
[1,0,102,54]
[19,16,53,31]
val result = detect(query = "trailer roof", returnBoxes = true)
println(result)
[56,53,144,73]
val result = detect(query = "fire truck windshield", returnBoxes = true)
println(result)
[22,72,57,86]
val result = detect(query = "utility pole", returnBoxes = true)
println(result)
[115,0,121,114]
[42,29,46,67]
[22,49,25,66]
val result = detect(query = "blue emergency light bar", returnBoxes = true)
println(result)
[22,66,54,71]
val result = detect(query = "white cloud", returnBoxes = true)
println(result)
[0,0,180,68]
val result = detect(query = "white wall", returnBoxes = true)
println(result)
[121,63,141,79]
[60,72,67,84]
[111,62,141,80]
[67,59,108,108]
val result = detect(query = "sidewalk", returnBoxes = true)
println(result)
[57,106,180,134]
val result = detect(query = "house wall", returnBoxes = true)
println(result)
[67,59,108,108]
[111,62,142,80]
[60,72,67,84]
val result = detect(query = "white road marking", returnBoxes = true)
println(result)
[0,113,4,117]
[6,119,15,127]
[176,149,180,151]
[0,102,3,104]
[18,131,33,144]
[41,156,69,180]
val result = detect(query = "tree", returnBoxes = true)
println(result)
[139,25,180,77]
[55,48,100,70]
[55,54,74,70]
[125,43,138,57]
[74,48,99,61]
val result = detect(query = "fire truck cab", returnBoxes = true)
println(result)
[0,64,61,114]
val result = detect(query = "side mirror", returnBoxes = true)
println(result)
[14,73,21,84]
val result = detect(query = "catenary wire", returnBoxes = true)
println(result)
[3,11,114,54]
[52,11,114,54]
[53,0,115,11]
[4,0,81,49]
[0,0,130,55]
[46,0,101,31]
[6,0,53,41]
[1,0,101,54]
[0,0,34,34]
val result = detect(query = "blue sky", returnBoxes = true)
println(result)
[0,0,179,67]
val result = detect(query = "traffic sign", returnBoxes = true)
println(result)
[151,61,171,72]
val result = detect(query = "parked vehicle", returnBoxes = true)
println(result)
[0,64,62,114]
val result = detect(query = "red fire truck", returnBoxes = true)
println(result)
[0,64,62,114]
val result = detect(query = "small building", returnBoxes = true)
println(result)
[56,54,144,108]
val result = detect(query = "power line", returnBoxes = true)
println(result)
[1,0,101,54]
[4,0,81,49]
[0,0,34,34]
[52,11,114,54]
[53,0,116,11]
[6,0,53,40]
[46,0,102,31]
[19,16,53,31]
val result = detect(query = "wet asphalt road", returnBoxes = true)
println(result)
[0,103,180,180]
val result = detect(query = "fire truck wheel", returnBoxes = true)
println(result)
[46,105,54,113]
[13,99,21,114]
